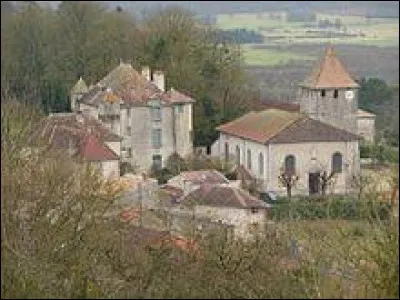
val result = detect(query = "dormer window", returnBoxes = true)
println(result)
[321,89,326,97]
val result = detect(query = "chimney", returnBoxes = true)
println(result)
[153,70,165,92]
[141,66,151,82]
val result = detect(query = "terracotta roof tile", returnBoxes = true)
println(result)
[269,116,361,144]
[79,134,119,161]
[217,108,360,144]
[184,184,269,209]
[79,63,194,107]
[217,109,301,143]
[256,101,300,112]
[300,46,359,89]
[180,170,230,185]
[43,113,122,142]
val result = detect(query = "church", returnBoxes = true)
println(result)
[211,46,369,196]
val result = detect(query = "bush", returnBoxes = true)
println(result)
[269,197,392,221]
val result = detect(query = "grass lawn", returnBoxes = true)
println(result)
[241,44,315,66]
[217,12,399,49]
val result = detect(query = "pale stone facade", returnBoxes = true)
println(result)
[70,63,195,173]
[356,109,376,143]
[297,47,360,135]
[213,133,359,196]
[193,206,267,239]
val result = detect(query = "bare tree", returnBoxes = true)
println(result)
[278,168,299,199]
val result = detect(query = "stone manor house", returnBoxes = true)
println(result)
[212,46,375,196]
[70,63,195,172]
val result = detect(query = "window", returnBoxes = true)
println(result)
[152,129,162,148]
[334,89,339,98]
[189,130,193,142]
[127,147,132,158]
[284,155,296,175]
[152,155,162,171]
[224,142,229,162]
[332,152,343,173]
[259,153,264,175]
[126,125,131,135]
[321,89,326,97]
[247,149,252,170]
[177,105,184,113]
[250,208,259,214]
[236,145,240,166]
[151,106,162,121]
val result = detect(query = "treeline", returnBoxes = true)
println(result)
[1,1,259,146]
[358,78,399,147]
[2,101,398,299]
[216,28,264,44]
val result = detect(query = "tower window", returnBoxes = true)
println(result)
[321,90,326,97]
[334,89,339,98]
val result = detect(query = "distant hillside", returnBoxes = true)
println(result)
[120,1,399,18]
[32,1,399,18]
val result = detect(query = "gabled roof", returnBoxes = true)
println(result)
[300,46,359,89]
[29,113,122,162]
[268,116,361,144]
[79,63,194,107]
[184,184,269,209]
[44,125,119,161]
[79,134,119,161]
[217,109,301,144]
[36,112,122,142]
[71,77,88,94]
[98,62,148,92]
[217,108,360,144]
[178,170,230,185]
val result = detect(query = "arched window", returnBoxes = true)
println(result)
[332,152,343,173]
[224,142,229,162]
[236,145,240,166]
[284,155,296,175]
[247,149,252,170]
[259,153,264,175]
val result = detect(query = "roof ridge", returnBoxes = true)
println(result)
[231,186,247,208]
[263,112,304,144]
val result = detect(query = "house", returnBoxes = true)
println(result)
[70,62,195,173]
[166,169,230,195]
[211,108,360,196]
[182,184,270,239]
[114,173,159,208]
[356,109,376,143]
[30,112,122,179]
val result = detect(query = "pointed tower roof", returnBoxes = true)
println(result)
[300,46,359,89]
[71,77,88,94]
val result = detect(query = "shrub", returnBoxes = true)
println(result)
[269,197,392,221]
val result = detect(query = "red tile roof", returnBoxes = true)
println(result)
[256,101,300,112]
[160,184,185,200]
[217,109,301,144]
[81,63,194,107]
[300,46,359,89]
[217,108,360,144]
[185,184,269,209]
[180,170,230,185]
[31,113,121,162]
[79,134,119,161]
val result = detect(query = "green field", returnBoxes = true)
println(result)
[217,12,399,66]
[241,45,315,66]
